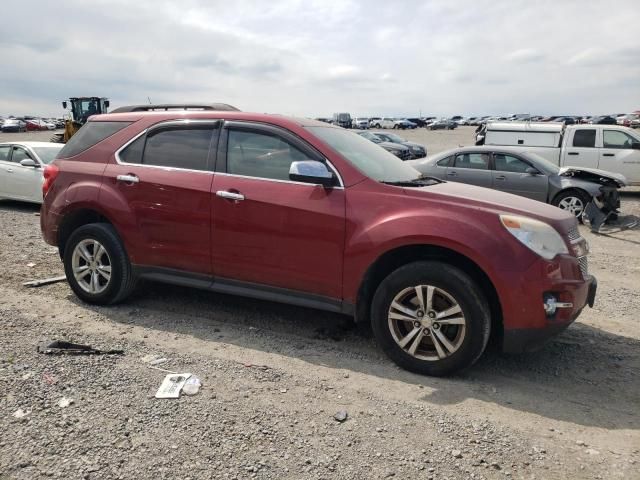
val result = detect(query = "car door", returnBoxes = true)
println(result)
[599,129,640,184]
[3,146,43,202]
[211,121,345,299]
[563,128,599,168]
[0,145,12,197]
[491,152,548,202]
[102,120,219,275]
[447,152,493,188]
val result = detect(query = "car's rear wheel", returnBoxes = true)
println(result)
[552,189,590,221]
[371,261,491,376]
[63,223,136,305]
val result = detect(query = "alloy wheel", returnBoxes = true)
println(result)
[388,285,466,360]
[558,196,585,217]
[71,239,112,294]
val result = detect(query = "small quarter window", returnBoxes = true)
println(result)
[119,135,145,164]
[436,156,453,167]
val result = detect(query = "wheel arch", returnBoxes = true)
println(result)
[355,244,503,344]
[57,208,115,259]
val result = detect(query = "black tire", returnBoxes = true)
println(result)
[371,261,491,376]
[552,189,590,223]
[63,223,136,305]
[50,133,64,143]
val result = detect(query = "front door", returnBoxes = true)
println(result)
[491,152,548,202]
[5,146,43,202]
[448,152,493,188]
[599,129,640,184]
[102,121,219,274]
[211,122,345,299]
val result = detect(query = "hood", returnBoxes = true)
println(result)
[401,181,576,232]
[559,166,627,187]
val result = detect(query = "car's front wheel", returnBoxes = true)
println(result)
[63,223,136,305]
[552,189,590,221]
[371,261,491,376]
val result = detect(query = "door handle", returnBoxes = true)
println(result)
[216,190,245,201]
[602,153,615,157]
[446,171,457,176]
[495,175,506,180]
[116,174,139,184]
[567,152,579,156]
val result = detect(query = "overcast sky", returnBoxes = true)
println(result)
[1,0,639,117]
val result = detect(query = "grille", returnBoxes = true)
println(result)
[578,256,588,278]
[567,226,581,242]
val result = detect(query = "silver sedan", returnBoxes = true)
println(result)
[0,142,63,204]
[407,146,627,218]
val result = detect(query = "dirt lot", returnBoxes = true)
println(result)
[0,128,639,479]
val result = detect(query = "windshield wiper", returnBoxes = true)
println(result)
[382,175,443,187]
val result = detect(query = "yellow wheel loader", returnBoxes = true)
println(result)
[50,97,110,143]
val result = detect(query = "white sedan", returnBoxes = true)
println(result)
[0,142,63,204]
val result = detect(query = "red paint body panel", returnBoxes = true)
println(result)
[41,111,595,353]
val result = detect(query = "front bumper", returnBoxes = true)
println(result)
[500,253,597,353]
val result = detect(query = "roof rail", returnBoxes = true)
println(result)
[110,103,240,113]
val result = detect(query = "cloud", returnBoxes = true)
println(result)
[0,0,639,117]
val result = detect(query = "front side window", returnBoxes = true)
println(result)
[453,153,490,170]
[603,130,635,149]
[493,154,530,173]
[572,129,596,148]
[227,130,310,181]
[143,127,213,171]
[11,147,32,163]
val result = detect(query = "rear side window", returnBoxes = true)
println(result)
[142,127,214,171]
[572,129,595,148]
[58,121,131,158]
[453,153,490,170]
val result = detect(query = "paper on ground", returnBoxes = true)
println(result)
[155,373,192,399]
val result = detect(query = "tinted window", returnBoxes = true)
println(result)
[227,130,310,181]
[143,127,213,171]
[12,147,32,163]
[493,154,530,173]
[436,156,452,167]
[603,130,635,149]
[453,153,490,170]
[119,135,145,164]
[573,129,596,148]
[58,121,131,158]
[0,146,10,161]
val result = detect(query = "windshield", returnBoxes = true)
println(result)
[33,146,63,164]
[384,133,406,142]
[358,131,382,143]
[521,151,560,175]
[307,126,420,182]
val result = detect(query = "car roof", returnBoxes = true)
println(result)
[90,111,336,129]
[485,121,564,132]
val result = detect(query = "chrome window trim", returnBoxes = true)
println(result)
[214,170,344,189]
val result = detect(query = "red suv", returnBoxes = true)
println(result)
[40,106,596,376]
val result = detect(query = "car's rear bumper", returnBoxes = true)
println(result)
[499,254,596,353]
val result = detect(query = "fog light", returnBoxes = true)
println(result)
[544,294,573,317]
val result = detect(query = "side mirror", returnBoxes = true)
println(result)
[289,160,336,187]
[632,142,640,150]
[62,101,67,109]
[104,100,110,109]
[20,159,38,168]
[525,167,540,175]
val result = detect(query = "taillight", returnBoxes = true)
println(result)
[42,164,59,197]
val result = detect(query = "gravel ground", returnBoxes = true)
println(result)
[0,128,639,479]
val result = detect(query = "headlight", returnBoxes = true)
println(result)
[500,215,568,260]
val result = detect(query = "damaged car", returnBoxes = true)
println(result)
[408,146,626,220]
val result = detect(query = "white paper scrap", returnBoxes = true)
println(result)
[155,373,192,399]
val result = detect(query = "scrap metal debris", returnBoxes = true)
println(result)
[37,340,124,355]
[23,275,67,288]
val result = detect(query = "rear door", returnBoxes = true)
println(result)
[102,120,219,274]
[447,152,493,188]
[599,129,640,184]
[563,128,599,168]
[211,121,345,299]
[491,152,548,202]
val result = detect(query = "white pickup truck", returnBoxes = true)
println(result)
[479,122,640,185]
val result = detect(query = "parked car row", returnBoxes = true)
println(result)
[355,130,427,159]
[1,116,63,132]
